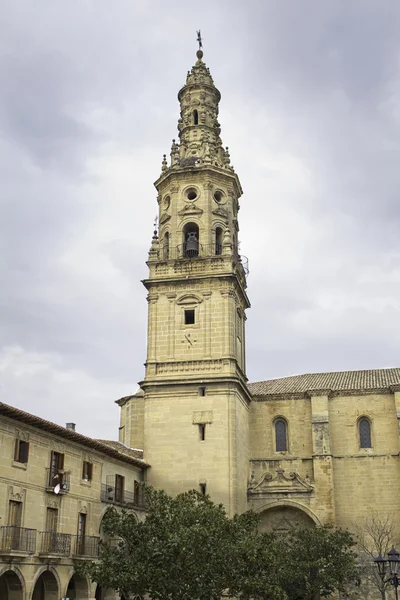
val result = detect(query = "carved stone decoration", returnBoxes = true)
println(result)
[212,207,229,221]
[192,411,213,424]
[9,486,26,502]
[46,496,61,509]
[15,429,29,442]
[159,212,171,225]
[177,204,203,218]
[248,469,314,495]
[78,501,89,514]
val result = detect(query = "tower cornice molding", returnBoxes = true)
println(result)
[154,164,243,197]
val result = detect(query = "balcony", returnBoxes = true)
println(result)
[39,531,71,556]
[0,526,37,555]
[157,243,249,275]
[45,468,70,494]
[100,483,146,509]
[72,535,100,558]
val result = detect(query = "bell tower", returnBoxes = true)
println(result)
[123,46,251,515]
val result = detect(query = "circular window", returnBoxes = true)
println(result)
[213,190,227,205]
[186,188,198,201]
[163,195,171,209]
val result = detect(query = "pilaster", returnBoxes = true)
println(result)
[308,389,335,523]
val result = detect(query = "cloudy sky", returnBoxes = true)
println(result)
[1,1,399,440]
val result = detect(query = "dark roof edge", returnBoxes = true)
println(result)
[0,403,150,469]
[251,387,396,401]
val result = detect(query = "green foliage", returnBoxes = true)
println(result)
[277,525,358,600]
[77,487,357,600]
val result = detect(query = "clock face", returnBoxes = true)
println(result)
[163,195,171,210]
[181,333,198,349]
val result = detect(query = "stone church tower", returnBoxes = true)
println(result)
[119,48,251,515]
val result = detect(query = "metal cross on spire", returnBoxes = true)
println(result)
[196,30,203,49]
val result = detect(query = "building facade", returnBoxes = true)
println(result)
[0,403,148,600]
[118,48,400,536]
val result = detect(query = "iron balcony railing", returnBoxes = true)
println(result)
[0,526,37,553]
[100,483,146,508]
[39,531,71,555]
[45,468,70,494]
[158,244,249,275]
[72,535,100,557]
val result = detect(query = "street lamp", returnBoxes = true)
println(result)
[374,547,400,600]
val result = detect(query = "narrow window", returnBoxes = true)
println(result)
[77,512,87,554]
[199,424,206,441]
[134,481,141,506]
[199,483,206,495]
[185,309,195,325]
[115,474,125,503]
[82,461,93,481]
[46,507,58,532]
[359,418,372,448]
[199,387,206,397]
[49,451,65,488]
[215,227,223,255]
[193,110,199,125]
[8,501,22,550]
[14,439,30,463]
[275,418,287,452]
[163,232,170,259]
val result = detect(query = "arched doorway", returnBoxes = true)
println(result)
[32,571,58,600]
[66,574,89,599]
[259,504,317,533]
[0,570,23,600]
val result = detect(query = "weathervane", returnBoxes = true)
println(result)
[153,215,158,236]
[196,30,203,50]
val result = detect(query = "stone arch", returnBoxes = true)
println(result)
[31,568,59,600]
[256,500,321,533]
[0,568,24,600]
[65,573,90,600]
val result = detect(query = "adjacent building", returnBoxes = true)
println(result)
[0,402,148,600]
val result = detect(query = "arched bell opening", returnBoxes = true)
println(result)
[183,223,199,258]
[162,231,170,259]
[215,227,223,255]
[65,573,89,600]
[0,570,23,600]
[32,570,59,600]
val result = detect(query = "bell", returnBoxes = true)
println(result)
[185,232,199,257]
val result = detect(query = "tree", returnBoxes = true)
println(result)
[78,486,358,600]
[78,486,284,600]
[277,524,358,600]
[354,514,400,600]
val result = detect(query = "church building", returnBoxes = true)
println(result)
[117,47,400,533]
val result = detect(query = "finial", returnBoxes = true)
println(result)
[196,30,203,60]
[153,215,158,237]
[161,154,168,172]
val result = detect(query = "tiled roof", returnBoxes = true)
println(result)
[95,439,144,460]
[249,368,400,397]
[0,403,149,468]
